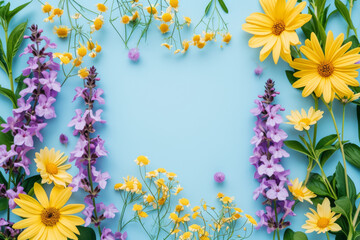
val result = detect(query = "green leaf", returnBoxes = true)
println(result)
[293,232,308,240]
[6,1,31,23]
[344,143,360,169]
[15,73,28,99]
[218,0,228,13]
[0,198,8,211]
[205,0,213,15]
[0,171,7,185]
[6,21,27,68]
[306,173,332,197]
[283,229,308,240]
[73,226,96,240]
[319,145,338,166]
[284,140,313,159]
[332,197,352,222]
[0,37,8,74]
[315,134,337,150]
[0,2,10,22]
[285,70,298,85]
[335,162,357,202]
[22,175,42,195]
[358,106,360,142]
[0,84,17,108]
[344,35,360,51]
[301,21,313,40]
[335,0,357,34]
[0,116,13,149]
[308,7,327,46]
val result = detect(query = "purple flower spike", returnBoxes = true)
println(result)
[59,134,69,145]
[128,48,140,62]
[214,172,225,183]
[250,79,293,233]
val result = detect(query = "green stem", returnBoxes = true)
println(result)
[304,159,313,185]
[342,104,345,143]
[326,232,330,240]
[6,168,12,221]
[274,201,281,240]
[324,101,349,198]
[353,202,360,227]
[313,96,319,146]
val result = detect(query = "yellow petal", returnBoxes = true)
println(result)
[34,183,49,208]
[60,204,85,215]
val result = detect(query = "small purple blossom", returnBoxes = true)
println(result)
[59,133,69,145]
[128,48,140,62]
[255,66,263,76]
[5,185,25,209]
[101,228,127,240]
[214,172,225,183]
[250,79,294,233]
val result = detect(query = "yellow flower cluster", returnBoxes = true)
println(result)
[114,158,255,239]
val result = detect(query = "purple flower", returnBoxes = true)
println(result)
[35,94,56,119]
[214,172,225,183]
[257,156,284,177]
[92,88,105,104]
[266,180,289,201]
[101,228,127,240]
[99,203,119,219]
[39,70,61,94]
[5,185,25,209]
[92,167,110,189]
[128,48,140,62]
[255,66,263,76]
[68,109,86,131]
[14,129,33,147]
[269,143,289,159]
[59,133,69,145]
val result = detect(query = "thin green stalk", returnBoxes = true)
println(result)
[313,96,319,145]
[273,201,281,240]
[353,202,360,227]
[326,232,330,240]
[342,104,345,143]
[304,159,313,185]
[324,101,349,198]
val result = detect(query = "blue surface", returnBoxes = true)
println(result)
[1,0,360,239]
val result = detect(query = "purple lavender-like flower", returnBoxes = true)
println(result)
[59,133,69,145]
[0,24,60,176]
[69,66,116,236]
[101,228,127,240]
[249,79,294,233]
[0,218,21,239]
[128,48,140,62]
[214,172,225,183]
[254,66,263,76]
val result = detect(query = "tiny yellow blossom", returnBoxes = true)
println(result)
[169,212,178,222]
[53,8,64,17]
[93,15,104,31]
[161,43,172,50]
[135,155,150,166]
[182,41,190,53]
[78,67,89,79]
[174,185,183,195]
[131,11,139,21]
[42,2,52,13]
[222,33,232,44]
[146,6,158,15]
[180,232,191,240]
[157,168,166,173]
[245,214,257,226]
[73,58,83,67]
[121,15,130,24]
[220,196,234,204]
[170,0,179,8]
[192,212,200,219]
[87,41,95,50]
[138,211,148,218]
[53,26,70,38]
[175,205,184,212]
[174,49,181,54]
[77,43,87,57]
[159,23,169,34]
[179,198,190,207]
[72,13,82,19]
[162,13,172,22]
[166,172,176,180]
[204,32,215,42]
[95,42,102,53]
[217,192,224,198]
[146,170,158,178]
[184,17,191,26]
[89,52,97,58]
[114,183,123,190]
[192,34,201,44]
[97,3,108,12]
[197,40,206,49]
[133,204,143,211]
[189,224,201,232]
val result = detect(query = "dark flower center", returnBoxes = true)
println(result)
[318,63,334,77]
[41,207,60,226]
[272,21,285,36]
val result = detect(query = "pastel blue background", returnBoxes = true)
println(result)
[1,0,360,239]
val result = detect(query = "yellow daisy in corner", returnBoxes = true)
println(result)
[302,198,341,234]
[12,183,85,240]
[288,178,316,204]
[291,31,360,103]
[35,147,72,187]
[242,0,311,64]
[286,107,323,131]
[53,25,71,38]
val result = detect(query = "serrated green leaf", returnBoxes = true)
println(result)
[218,0,228,13]
[6,21,27,68]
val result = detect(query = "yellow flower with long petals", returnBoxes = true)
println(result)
[53,26,70,38]
[34,147,72,187]
[291,31,360,103]
[242,0,311,64]
[286,107,324,131]
[289,178,316,203]
[12,183,85,240]
[302,198,341,234]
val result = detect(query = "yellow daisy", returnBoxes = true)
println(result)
[291,31,360,103]
[242,0,311,64]
[302,198,341,234]
[53,26,70,38]
[34,147,72,187]
[134,155,150,166]
[12,183,85,240]
[286,107,323,131]
[288,178,316,204]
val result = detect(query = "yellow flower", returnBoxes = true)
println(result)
[77,43,87,57]
[73,57,83,67]
[180,232,192,240]
[175,204,184,212]
[138,211,148,218]
[44,15,55,23]
[232,212,242,220]
[135,155,150,166]
[192,211,200,219]
[133,204,143,211]
[12,183,84,240]
[34,147,72,187]
[217,192,224,198]
[157,168,166,173]
[146,170,158,178]
[53,26,70,38]
[291,31,360,103]
[53,8,64,17]
[116,176,143,193]
[245,214,257,226]
[87,41,95,50]
[302,198,341,234]
[89,52,97,58]
[72,13,82,19]
[204,32,215,42]
[114,183,123,190]
[97,3,108,12]
[220,196,234,204]
[95,42,102,53]
[189,224,201,232]
[159,23,169,34]
[169,212,178,222]
[286,107,324,131]
[192,34,201,45]
[184,17,191,26]
[289,178,316,204]
[132,11,140,21]
[42,2,52,13]
[169,0,179,9]
[166,172,177,180]
[234,207,243,213]
[192,206,200,212]
[242,0,311,64]
[173,185,183,195]
[143,194,155,203]
[336,92,360,104]
[121,15,130,24]
[53,52,73,65]
[78,67,89,79]
[182,41,190,53]
[179,198,190,207]
[162,13,173,22]
[146,5,158,15]
[223,33,232,44]
[93,15,104,31]
[161,43,172,50]
[197,40,206,49]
